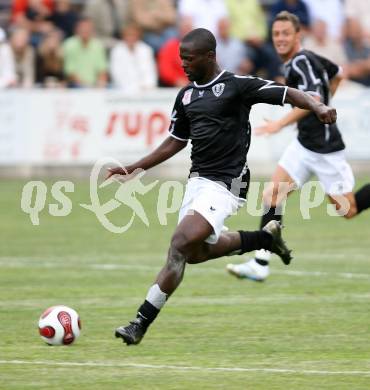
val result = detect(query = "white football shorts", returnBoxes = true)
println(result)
[278,139,355,195]
[178,177,245,244]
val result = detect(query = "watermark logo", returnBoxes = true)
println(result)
[20,158,351,233]
[80,158,159,233]
[21,181,74,225]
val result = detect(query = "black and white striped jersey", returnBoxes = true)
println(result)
[168,70,287,198]
[285,50,345,153]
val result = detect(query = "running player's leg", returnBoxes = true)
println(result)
[327,192,357,218]
[226,165,296,280]
[254,164,296,262]
[114,211,213,345]
[227,140,314,280]
[115,208,288,345]
[317,152,370,218]
[328,187,370,218]
[115,175,284,345]
[353,183,370,215]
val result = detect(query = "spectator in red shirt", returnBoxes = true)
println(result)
[12,0,53,20]
[12,0,54,46]
[157,18,193,87]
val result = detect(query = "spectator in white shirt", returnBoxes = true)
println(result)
[0,28,17,88]
[178,0,228,38]
[110,23,157,93]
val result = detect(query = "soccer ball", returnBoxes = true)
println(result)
[38,305,81,345]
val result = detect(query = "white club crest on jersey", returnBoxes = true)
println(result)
[212,83,225,97]
[182,88,193,105]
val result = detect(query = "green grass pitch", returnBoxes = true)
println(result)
[0,177,369,389]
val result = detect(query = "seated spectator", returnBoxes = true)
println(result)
[130,0,177,53]
[304,19,347,65]
[157,17,193,87]
[216,18,253,75]
[0,27,17,88]
[36,28,65,87]
[110,23,157,93]
[178,0,228,38]
[84,0,130,50]
[342,18,370,86]
[48,0,78,38]
[63,17,108,88]
[269,0,310,32]
[13,0,54,46]
[226,0,283,81]
[9,26,35,87]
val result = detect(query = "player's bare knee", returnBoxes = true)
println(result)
[186,245,209,264]
[343,205,357,219]
[170,231,197,259]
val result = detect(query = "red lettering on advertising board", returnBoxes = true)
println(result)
[105,113,118,136]
[105,111,169,146]
[147,111,167,145]
[71,117,89,133]
[123,112,141,136]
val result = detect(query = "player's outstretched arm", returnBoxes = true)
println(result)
[106,136,187,180]
[285,87,337,124]
[255,107,309,136]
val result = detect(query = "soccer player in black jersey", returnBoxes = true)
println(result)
[106,27,337,345]
[227,11,370,282]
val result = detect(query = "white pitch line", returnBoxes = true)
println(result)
[0,251,368,263]
[2,259,370,280]
[273,269,370,280]
[0,360,369,376]
[1,293,370,308]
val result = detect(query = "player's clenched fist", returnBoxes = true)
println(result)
[315,105,337,124]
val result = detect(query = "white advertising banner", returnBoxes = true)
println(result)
[0,92,28,164]
[0,83,369,166]
[25,89,178,164]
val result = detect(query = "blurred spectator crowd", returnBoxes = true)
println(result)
[0,0,369,91]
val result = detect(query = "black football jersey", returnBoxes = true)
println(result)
[285,50,345,153]
[168,70,287,198]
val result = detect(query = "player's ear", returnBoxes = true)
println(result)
[296,30,301,42]
[207,50,216,61]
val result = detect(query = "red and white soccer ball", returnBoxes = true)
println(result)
[38,305,81,345]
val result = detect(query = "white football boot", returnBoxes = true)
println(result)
[226,258,270,282]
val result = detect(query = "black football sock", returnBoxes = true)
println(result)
[238,230,273,254]
[255,259,269,266]
[260,205,283,229]
[137,300,159,328]
[354,184,370,214]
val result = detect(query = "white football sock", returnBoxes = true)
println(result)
[146,284,167,310]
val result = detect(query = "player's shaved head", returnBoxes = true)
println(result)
[179,28,219,83]
[181,28,216,54]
